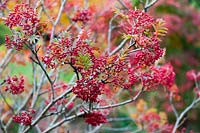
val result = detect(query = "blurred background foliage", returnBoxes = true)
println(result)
[151,0,200,132]
[124,0,200,132]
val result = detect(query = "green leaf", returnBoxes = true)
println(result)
[131,0,141,8]
[155,5,183,16]
[8,62,33,82]
[0,23,12,45]
[189,0,200,9]
[59,72,74,82]
[76,53,92,69]
[28,34,40,44]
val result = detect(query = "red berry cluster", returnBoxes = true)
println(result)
[13,111,33,126]
[42,37,74,68]
[5,3,39,35]
[119,10,175,90]
[130,37,164,66]
[84,111,107,126]
[73,78,103,102]
[72,53,126,101]
[42,34,95,69]
[122,10,165,67]
[5,75,24,95]
[72,9,92,24]
[122,67,139,89]
[141,64,175,90]
[43,33,104,102]
[43,32,129,102]
[122,9,154,35]
[43,9,174,102]
[5,33,27,51]
[125,64,175,90]
[5,3,39,51]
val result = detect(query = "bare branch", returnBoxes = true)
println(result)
[41,0,54,24]
[109,38,128,56]
[50,0,67,42]
[144,0,158,12]
[0,120,6,133]
[107,14,118,54]
[172,98,200,133]
[23,87,73,132]
[0,49,14,75]
[5,89,33,128]
[117,0,129,10]
[29,46,55,100]
[0,81,14,114]
[31,62,38,108]
[95,87,144,109]
[42,112,85,133]
[169,92,178,118]
[88,125,102,133]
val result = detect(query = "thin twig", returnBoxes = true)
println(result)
[172,98,200,133]
[0,81,14,114]
[23,88,73,133]
[41,0,54,24]
[144,0,158,12]
[5,89,33,129]
[50,0,67,43]
[30,46,55,100]
[95,87,144,109]
[65,62,80,80]
[107,14,118,54]
[31,62,38,108]
[117,0,129,10]
[169,92,178,118]
[0,49,14,75]
[42,112,85,133]
[109,38,128,56]
[0,120,6,133]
